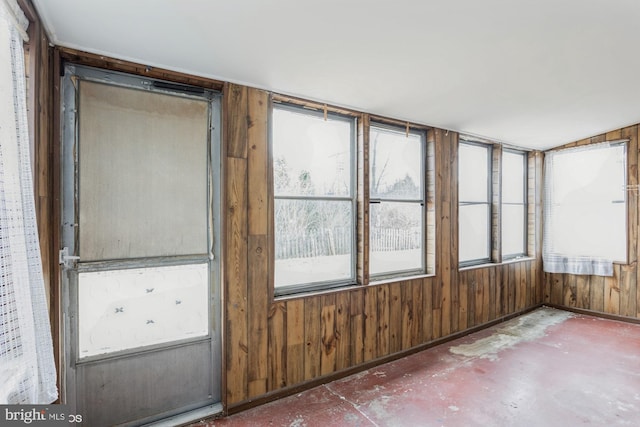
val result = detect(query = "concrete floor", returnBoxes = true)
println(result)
[194,307,640,426]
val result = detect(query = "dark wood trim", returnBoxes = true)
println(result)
[57,47,224,91]
[226,304,543,415]
[369,114,431,131]
[272,94,361,118]
[544,303,640,325]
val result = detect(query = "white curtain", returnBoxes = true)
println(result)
[0,0,58,404]
[543,142,627,277]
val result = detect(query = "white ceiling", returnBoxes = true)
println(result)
[33,0,640,150]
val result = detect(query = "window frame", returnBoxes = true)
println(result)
[368,122,427,280]
[501,148,528,260]
[272,102,358,296]
[458,140,493,267]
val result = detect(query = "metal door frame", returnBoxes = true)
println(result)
[60,64,222,424]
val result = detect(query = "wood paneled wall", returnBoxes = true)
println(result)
[223,84,544,409]
[544,125,640,320]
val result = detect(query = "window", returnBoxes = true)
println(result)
[502,150,527,258]
[369,124,425,277]
[459,141,491,265]
[543,142,627,275]
[273,104,356,293]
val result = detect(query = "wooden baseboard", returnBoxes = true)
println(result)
[543,303,640,325]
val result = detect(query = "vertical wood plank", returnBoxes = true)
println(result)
[474,271,484,325]
[247,89,269,235]
[458,272,468,331]
[604,265,621,315]
[508,264,517,312]
[376,285,390,357]
[267,302,286,390]
[491,145,502,263]
[225,83,248,159]
[389,282,403,354]
[350,290,365,365]
[590,275,605,312]
[411,280,424,347]
[619,265,635,317]
[286,299,304,386]
[357,114,370,284]
[334,291,351,371]
[303,297,321,381]
[563,273,577,308]
[576,274,590,309]
[482,268,490,323]
[401,282,413,350]
[488,266,496,320]
[363,287,378,362]
[225,157,248,404]
[320,294,337,376]
[467,273,476,328]
[422,277,433,342]
[247,235,268,396]
[550,274,563,306]
[495,266,503,318]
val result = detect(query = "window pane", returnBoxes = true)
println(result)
[459,143,489,202]
[273,107,352,197]
[459,204,490,263]
[502,151,525,203]
[275,199,352,287]
[370,202,423,275]
[502,204,525,256]
[548,144,626,261]
[370,127,422,200]
[79,264,209,358]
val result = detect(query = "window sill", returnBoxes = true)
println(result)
[369,272,435,287]
[274,272,438,301]
[459,256,536,272]
[274,283,361,302]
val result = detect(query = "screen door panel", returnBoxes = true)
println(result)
[78,81,208,261]
[63,68,221,426]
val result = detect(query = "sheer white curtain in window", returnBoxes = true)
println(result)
[543,142,627,276]
[0,0,58,404]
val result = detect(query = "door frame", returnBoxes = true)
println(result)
[59,64,222,424]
